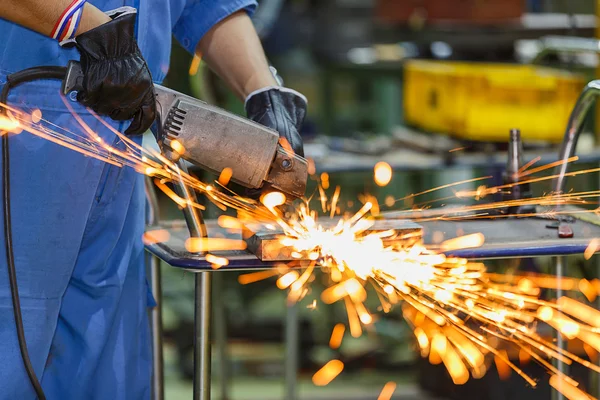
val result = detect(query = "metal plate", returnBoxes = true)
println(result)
[242,219,423,261]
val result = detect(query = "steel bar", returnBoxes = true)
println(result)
[145,177,164,400]
[213,272,230,400]
[172,162,211,400]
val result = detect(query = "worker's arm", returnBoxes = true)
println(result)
[197,11,277,100]
[197,11,307,158]
[0,0,110,37]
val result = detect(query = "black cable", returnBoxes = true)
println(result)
[1,65,66,400]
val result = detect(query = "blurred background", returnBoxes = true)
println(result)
[155,1,600,398]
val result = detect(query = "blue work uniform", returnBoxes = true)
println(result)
[0,0,256,398]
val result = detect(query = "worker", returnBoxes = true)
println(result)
[0,1,306,399]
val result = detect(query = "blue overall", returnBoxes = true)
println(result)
[0,0,256,398]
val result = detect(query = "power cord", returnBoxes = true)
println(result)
[1,65,67,400]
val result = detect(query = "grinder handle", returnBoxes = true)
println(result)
[62,61,85,95]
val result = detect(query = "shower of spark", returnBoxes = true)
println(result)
[3,101,600,398]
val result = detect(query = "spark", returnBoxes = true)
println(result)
[329,323,345,349]
[170,139,186,155]
[189,54,202,76]
[312,360,344,386]
[374,161,393,187]
[4,102,600,398]
[185,237,247,253]
[218,167,233,186]
[142,229,171,245]
[549,375,594,400]
[205,253,229,269]
[0,113,21,132]
[237,270,279,285]
[377,382,397,400]
[585,239,600,260]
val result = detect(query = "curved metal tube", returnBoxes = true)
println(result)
[553,80,600,194]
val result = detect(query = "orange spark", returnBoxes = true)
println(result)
[217,215,243,230]
[0,114,21,133]
[329,323,345,349]
[377,382,397,400]
[142,229,171,245]
[374,161,393,187]
[430,333,446,365]
[494,350,512,381]
[517,156,541,174]
[206,254,229,269]
[345,297,363,338]
[218,167,233,186]
[321,279,367,304]
[578,279,597,302]
[385,195,395,207]
[307,158,316,175]
[185,238,247,253]
[277,271,299,289]
[557,297,600,328]
[170,139,186,155]
[414,327,429,357]
[549,375,592,400]
[519,156,578,178]
[31,109,42,123]
[238,270,279,285]
[584,239,600,260]
[189,54,201,76]
[441,342,470,385]
[519,348,532,366]
[440,233,485,252]
[312,360,344,386]
[262,191,286,209]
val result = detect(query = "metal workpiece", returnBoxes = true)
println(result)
[243,219,423,261]
[553,80,600,196]
[154,85,280,189]
[171,162,211,400]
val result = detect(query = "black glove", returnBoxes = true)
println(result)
[74,8,155,135]
[245,87,306,157]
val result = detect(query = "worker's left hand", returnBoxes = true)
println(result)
[245,87,307,157]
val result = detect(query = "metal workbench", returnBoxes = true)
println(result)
[145,207,600,400]
[146,213,600,268]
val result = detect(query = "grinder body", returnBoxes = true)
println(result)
[63,61,307,199]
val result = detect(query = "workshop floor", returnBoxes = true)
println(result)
[163,344,440,400]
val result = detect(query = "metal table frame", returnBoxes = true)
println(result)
[146,160,299,400]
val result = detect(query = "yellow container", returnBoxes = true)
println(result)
[403,60,586,143]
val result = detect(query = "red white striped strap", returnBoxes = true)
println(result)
[50,0,86,40]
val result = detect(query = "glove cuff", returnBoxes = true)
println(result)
[72,8,138,58]
[244,86,308,110]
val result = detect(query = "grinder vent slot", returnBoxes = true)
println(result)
[164,107,187,138]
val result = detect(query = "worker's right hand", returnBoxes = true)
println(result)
[73,7,156,135]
